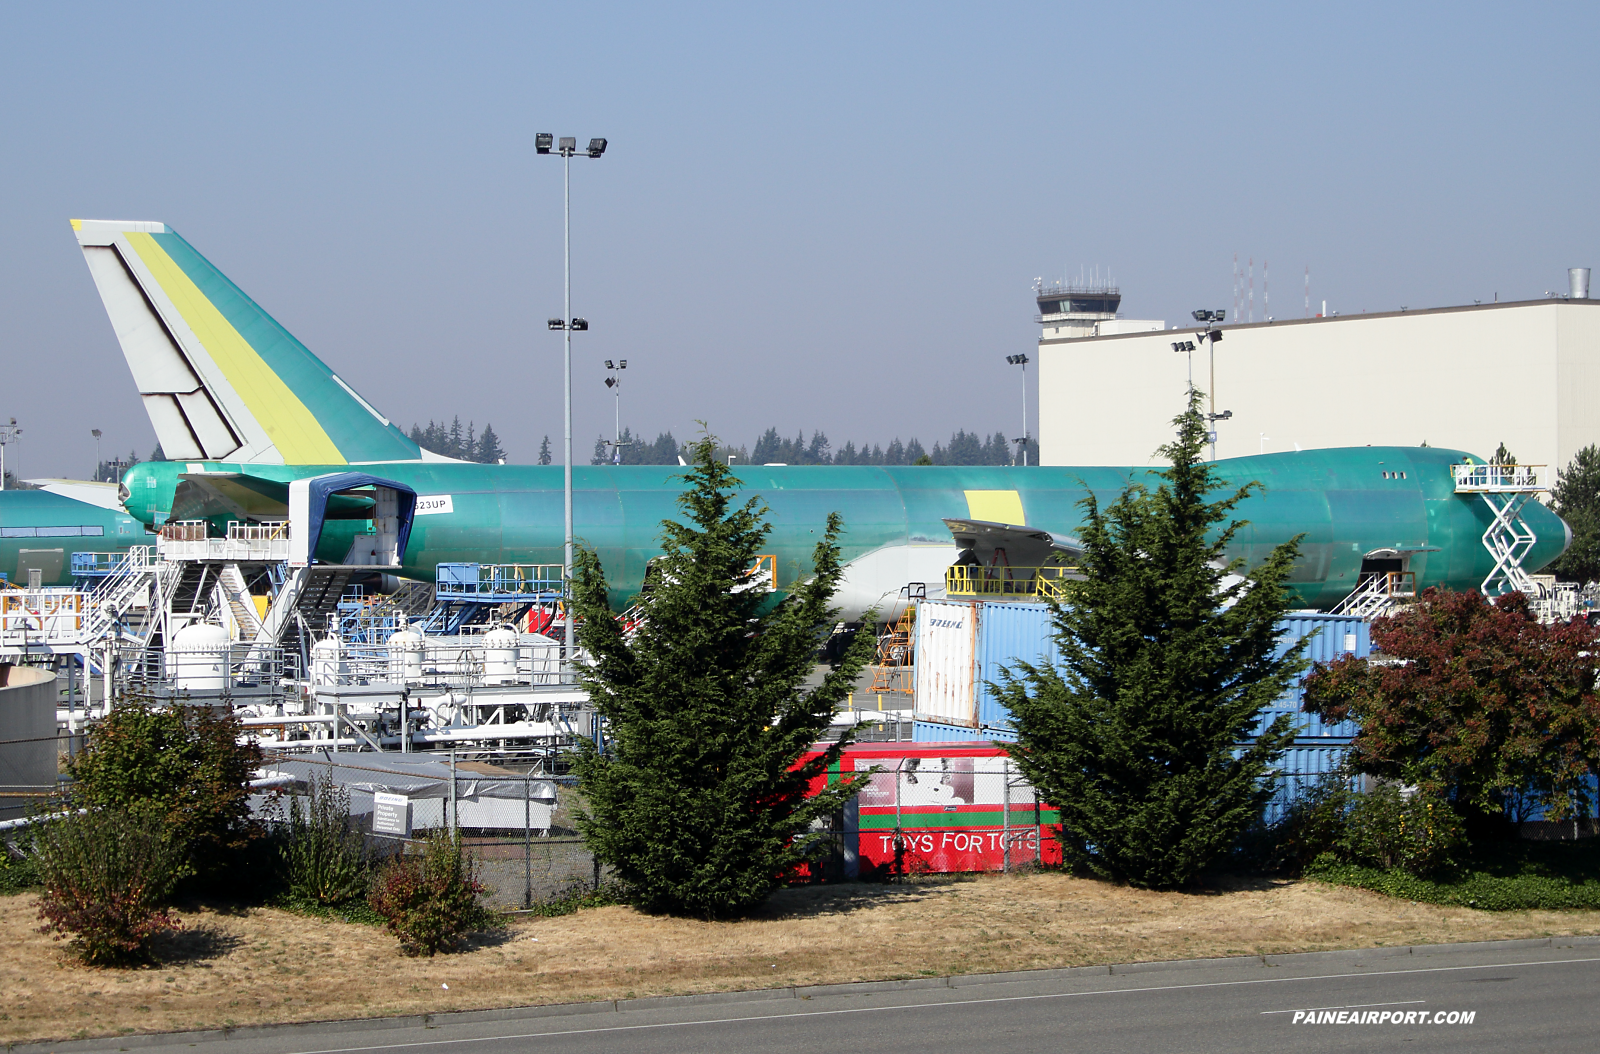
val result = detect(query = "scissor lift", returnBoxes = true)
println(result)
[1451,462,1551,598]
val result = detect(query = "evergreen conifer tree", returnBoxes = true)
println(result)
[1551,444,1600,584]
[538,435,552,465]
[995,390,1305,889]
[476,423,505,464]
[570,435,877,917]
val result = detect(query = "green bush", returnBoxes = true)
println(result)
[1338,784,1464,877]
[68,699,262,882]
[523,880,626,917]
[1250,775,1355,874]
[1307,856,1600,911]
[34,807,183,966]
[368,830,492,956]
[0,829,42,894]
[278,774,368,905]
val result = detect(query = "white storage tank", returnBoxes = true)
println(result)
[310,637,345,687]
[166,622,232,691]
[483,625,521,684]
[387,622,426,683]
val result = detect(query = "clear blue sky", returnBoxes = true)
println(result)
[2,2,1596,477]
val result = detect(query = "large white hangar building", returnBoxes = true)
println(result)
[1036,285,1600,472]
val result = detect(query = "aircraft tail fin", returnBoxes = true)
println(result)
[71,219,423,466]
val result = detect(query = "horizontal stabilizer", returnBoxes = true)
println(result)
[942,518,1084,567]
[171,471,376,523]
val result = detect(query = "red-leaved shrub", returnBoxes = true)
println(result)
[368,830,490,956]
[35,807,183,966]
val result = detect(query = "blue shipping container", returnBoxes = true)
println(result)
[975,602,1058,733]
[971,605,1367,743]
[1252,613,1367,741]
[913,719,1019,743]
[1259,744,1354,825]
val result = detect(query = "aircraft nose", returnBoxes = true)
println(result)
[1525,499,1572,572]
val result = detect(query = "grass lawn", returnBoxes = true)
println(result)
[4,869,1600,1046]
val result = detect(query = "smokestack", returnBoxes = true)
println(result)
[1570,268,1591,300]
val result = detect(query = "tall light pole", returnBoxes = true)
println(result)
[539,132,607,671]
[1190,310,1230,460]
[604,359,628,464]
[0,418,20,491]
[92,429,102,480]
[1005,353,1029,465]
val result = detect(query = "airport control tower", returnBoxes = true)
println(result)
[1035,281,1163,340]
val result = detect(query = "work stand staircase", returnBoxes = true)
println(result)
[1331,571,1417,620]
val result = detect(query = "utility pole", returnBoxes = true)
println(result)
[604,360,628,464]
[1189,311,1231,460]
[1005,354,1029,465]
[538,133,607,673]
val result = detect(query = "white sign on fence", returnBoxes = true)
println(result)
[372,791,412,837]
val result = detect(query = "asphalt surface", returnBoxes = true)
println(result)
[19,937,1600,1054]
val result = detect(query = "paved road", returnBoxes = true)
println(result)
[22,937,1600,1054]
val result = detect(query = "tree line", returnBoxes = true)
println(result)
[408,418,506,464]
[575,427,1040,467]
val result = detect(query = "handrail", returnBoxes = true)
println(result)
[1330,571,1417,617]
[1451,463,1549,492]
[945,564,1077,599]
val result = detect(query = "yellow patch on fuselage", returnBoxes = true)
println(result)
[123,233,345,465]
[963,490,1025,525]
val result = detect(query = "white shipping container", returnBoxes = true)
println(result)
[913,600,978,726]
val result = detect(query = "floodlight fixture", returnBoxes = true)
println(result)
[619,359,626,369]
[1171,340,1196,353]
[604,360,615,370]
[535,133,553,154]
[1208,328,1223,343]
[605,377,616,388]
[587,138,607,158]
[558,136,577,153]
[570,317,588,331]
[548,318,566,330]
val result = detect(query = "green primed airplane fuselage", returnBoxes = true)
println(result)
[114,446,1568,614]
[0,490,152,587]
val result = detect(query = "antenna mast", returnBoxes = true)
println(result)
[1232,252,1240,324]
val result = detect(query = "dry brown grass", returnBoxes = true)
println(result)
[4,872,1599,1045]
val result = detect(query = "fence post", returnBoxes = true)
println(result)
[1002,757,1011,873]
[400,690,410,754]
[449,746,458,831]
[65,654,76,758]
[523,773,532,908]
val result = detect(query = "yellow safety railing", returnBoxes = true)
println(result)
[944,564,1077,600]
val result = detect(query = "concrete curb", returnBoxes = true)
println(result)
[11,934,1600,1054]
